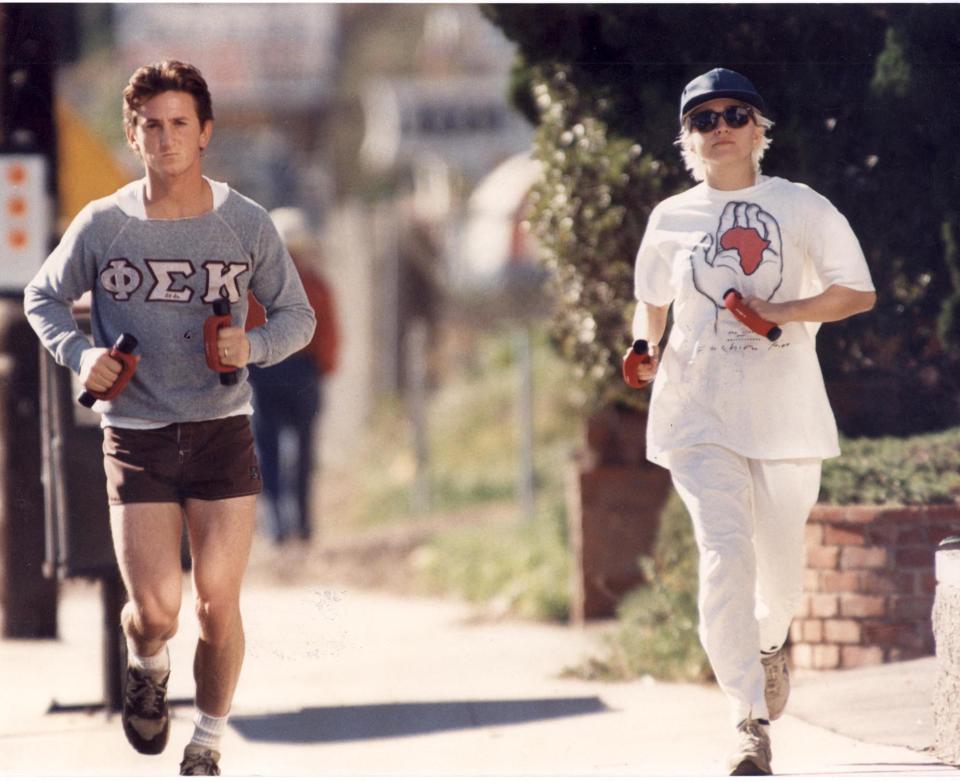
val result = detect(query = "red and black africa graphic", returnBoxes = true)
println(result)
[719,225,770,275]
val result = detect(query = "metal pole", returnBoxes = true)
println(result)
[102,569,127,713]
[376,204,401,396]
[406,318,429,515]
[514,324,535,522]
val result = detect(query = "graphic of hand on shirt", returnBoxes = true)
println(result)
[690,201,784,314]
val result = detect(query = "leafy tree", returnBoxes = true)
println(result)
[486,4,960,434]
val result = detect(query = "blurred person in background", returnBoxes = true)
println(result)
[246,207,340,545]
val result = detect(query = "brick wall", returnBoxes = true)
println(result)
[791,504,960,670]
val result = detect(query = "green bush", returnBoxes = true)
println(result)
[525,65,673,413]
[821,426,960,506]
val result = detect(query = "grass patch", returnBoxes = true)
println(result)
[412,499,571,622]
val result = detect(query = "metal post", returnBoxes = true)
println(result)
[376,204,401,396]
[406,318,429,515]
[514,324,535,522]
[102,569,127,713]
[0,301,57,638]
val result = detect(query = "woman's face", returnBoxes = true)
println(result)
[686,99,764,174]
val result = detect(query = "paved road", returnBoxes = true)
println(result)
[0,573,955,777]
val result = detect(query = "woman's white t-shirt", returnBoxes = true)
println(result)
[634,175,875,466]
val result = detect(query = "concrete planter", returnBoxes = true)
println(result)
[792,504,960,671]
[933,537,960,766]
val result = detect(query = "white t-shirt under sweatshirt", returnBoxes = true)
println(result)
[633,175,875,467]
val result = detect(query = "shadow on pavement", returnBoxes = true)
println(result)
[776,762,952,777]
[231,697,609,743]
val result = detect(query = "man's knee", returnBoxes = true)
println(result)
[194,595,242,645]
[125,595,180,641]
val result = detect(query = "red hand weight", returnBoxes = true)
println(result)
[723,289,782,341]
[204,298,240,386]
[622,339,652,389]
[77,333,140,408]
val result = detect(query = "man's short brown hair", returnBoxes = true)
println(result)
[122,60,214,130]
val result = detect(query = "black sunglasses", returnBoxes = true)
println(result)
[687,105,755,133]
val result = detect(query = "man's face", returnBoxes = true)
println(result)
[686,99,764,172]
[126,90,212,179]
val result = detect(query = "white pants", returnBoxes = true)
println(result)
[665,445,821,724]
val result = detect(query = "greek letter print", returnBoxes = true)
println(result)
[99,259,143,301]
[98,258,249,304]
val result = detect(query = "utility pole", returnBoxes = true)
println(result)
[0,5,66,638]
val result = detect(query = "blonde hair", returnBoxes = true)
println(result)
[675,107,774,183]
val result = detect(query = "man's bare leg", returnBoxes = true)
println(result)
[185,494,257,716]
[109,502,185,656]
[110,502,184,755]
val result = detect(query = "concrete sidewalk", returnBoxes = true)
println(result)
[0,573,955,777]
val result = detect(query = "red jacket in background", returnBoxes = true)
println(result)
[246,259,340,375]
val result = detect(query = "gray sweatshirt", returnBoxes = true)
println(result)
[24,178,316,423]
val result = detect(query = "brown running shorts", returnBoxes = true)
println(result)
[102,416,262,506]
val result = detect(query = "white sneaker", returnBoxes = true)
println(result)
[761,647,790,721]
[729,718,772,775]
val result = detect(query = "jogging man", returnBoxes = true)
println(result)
[627,68,876,774]
[24,61,316,775]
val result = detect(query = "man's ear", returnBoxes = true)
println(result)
[125,124,141,157]
[200,119,214,151]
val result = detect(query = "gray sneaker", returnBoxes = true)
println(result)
[761,647,790,721]
[179,744,221,776]
[729,718,772,775]
[121,665,170,755]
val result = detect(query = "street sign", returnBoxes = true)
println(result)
[0,154,50,293]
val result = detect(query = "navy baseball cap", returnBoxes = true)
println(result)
[680,68,766,120]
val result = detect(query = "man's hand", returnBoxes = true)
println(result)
[79,348,122,393]
[216,326,251,368]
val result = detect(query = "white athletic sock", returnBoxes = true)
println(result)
[127,644,170,676]
[190,709,229,750]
